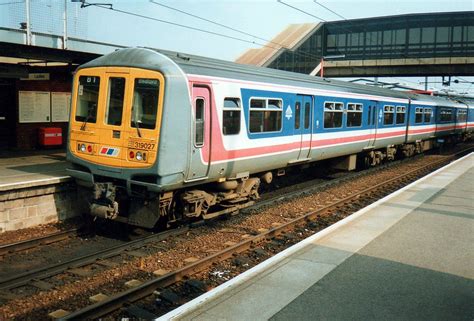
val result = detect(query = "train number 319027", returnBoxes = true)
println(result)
[128,140,155,150]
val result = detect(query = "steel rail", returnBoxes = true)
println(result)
[0,228,80,257]
[60,149,471,321]
[0,227,189,291]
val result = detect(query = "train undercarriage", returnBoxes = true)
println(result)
[85,137,464,229]
[87,176,261,229]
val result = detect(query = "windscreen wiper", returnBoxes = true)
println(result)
[132,104,142,138]
[133,119,142,138]
[80,104,95,131]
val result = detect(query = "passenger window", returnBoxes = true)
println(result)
[383,105,394,125]
[415,107,423,124]
[249,98,283,133]
[131,78,159,129]
[250,99,265,108]
[294,102,301,129]
[304,102,310,129]
[396,106,406,124]
[76,76,100,123]
[324,102,343,128]
[195,98,205,146]
[268,99,282,109]
[223,98,241,135]
[105,77,125,126]
[439,108,453,122]
[347,103,362,127]
[423,108,431,123]
[457,109,467,122]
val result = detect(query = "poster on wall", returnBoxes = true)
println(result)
[51,92,71,122]
[18,91,51,123]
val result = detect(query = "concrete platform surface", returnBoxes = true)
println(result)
[160,153,474,321]
[0,150,70,191]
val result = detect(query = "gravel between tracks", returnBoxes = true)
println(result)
[0,153,452,321]
[0,218,82,247]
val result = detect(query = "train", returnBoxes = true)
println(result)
[66,47,474,228]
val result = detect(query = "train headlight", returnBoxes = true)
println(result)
[136,152,143,161]
[80,144,86,152]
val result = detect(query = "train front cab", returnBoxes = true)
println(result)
[67,66,165,221]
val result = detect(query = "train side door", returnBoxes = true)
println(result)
[293,95,313,160]
[366,101,380,147]
[186,85,212,181]
[404,100,412,143]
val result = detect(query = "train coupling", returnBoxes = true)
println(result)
[90,201,119,219]
[89,182,119,220]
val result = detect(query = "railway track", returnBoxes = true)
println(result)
[0,151,421,274]
[0,145,449,258]
[0,228,80,257]
[0,228,188,292]
[0,145,471,319]
[56,148,472,320]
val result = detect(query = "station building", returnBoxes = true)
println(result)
[0,24,125,151]
[0,63,74,151]
[0,11,473,151]
[236,11,474,77]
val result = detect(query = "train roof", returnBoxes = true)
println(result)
[78,48,411,100]
[78,48,464,106]
[456,96,474,108]
[407,93,466,108]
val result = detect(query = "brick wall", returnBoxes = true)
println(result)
[0,182,83,232]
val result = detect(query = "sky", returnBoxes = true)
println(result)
[1,0,473,95]
[79,0,473,60]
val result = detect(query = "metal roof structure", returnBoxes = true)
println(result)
[236,11,474,78]
[235,23,319,67]
[0,26,125,77]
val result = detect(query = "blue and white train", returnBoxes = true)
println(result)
[66,48,474,228]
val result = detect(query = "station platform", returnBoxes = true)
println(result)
[0,149,70,191]
[0,150,78,232]
[161,153,474,321]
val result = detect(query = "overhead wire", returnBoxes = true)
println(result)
[277,0,326,21]
[80,1,281,50]
[80,1,324,63]
[288,0,471,94]
[148,0,323,62]
[0,1,24,5]
[80,1,472,95]
[150,1,282,49]
[312,0,346,20]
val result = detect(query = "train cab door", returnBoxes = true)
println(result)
[293,95,313,161]
[99,69,130,169]
[366,101,381,147]
[186,85,212,181]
